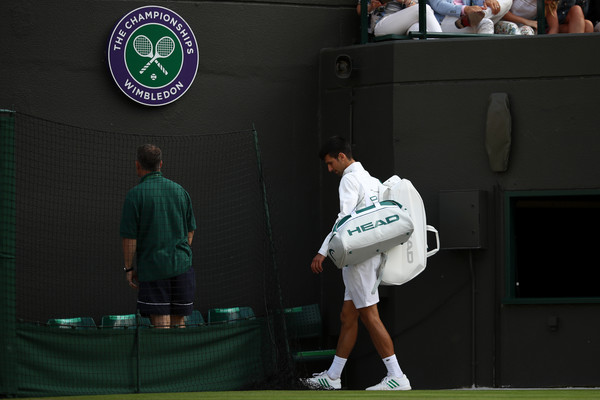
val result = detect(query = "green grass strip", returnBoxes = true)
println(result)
[19,389,600,400]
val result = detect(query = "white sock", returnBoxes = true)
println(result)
[383,354,403,377]
[327,355,347,380]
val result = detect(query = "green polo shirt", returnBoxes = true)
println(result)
[120,171,197,282]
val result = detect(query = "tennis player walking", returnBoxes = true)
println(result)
[303,136,411,391]
[120,144,197,328]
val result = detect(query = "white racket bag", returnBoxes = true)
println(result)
[327,199,414,269]
[378,176,440,286]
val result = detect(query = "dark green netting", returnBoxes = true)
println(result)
[0,112,297,397]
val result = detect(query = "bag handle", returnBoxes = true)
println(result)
[350,196,381,218]
[426,225,440,257]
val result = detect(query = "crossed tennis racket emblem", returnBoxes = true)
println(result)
[133,35,175,76]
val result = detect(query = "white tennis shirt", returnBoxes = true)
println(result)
[318,161,381,256]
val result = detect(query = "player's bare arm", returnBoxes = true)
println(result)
[122,237,138,288]
[311,254,326,274]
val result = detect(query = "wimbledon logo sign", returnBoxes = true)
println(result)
[107,6,198,106]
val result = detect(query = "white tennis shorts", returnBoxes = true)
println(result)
[342,254,381,309]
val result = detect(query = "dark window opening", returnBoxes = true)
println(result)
[508,193,600,300]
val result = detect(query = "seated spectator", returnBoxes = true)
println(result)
[556,0,594,32]
[428,0,512,34]
[496,0,592,33]
[357,0,443,37]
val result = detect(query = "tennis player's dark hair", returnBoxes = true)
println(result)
[318,136,353,160]
[137,144,162,171]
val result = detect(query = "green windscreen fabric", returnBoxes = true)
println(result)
[16,319,269,397]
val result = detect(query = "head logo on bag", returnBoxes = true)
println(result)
[345,214,401,236]
[327,200,414,269]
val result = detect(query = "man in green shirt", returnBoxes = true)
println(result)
[120,144,197,328]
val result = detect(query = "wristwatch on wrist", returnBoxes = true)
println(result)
[124,266,134,273]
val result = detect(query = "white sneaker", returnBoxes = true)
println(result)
[365,374,411,390]
[301,370,341,390]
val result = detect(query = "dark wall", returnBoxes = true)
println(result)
[3,0,600,391]
[320,35,600,389]
[1,0,359,312]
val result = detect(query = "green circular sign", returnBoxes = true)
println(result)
[125,24,184,88]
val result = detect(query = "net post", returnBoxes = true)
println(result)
[251,125,295,377]
[135,311,142,393]
[0,110,17,396]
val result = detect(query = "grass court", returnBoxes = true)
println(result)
[19,389,600,400]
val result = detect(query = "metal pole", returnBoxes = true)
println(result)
[419,0,427,38]
[361,0,369,44]
[537,0,546,34]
